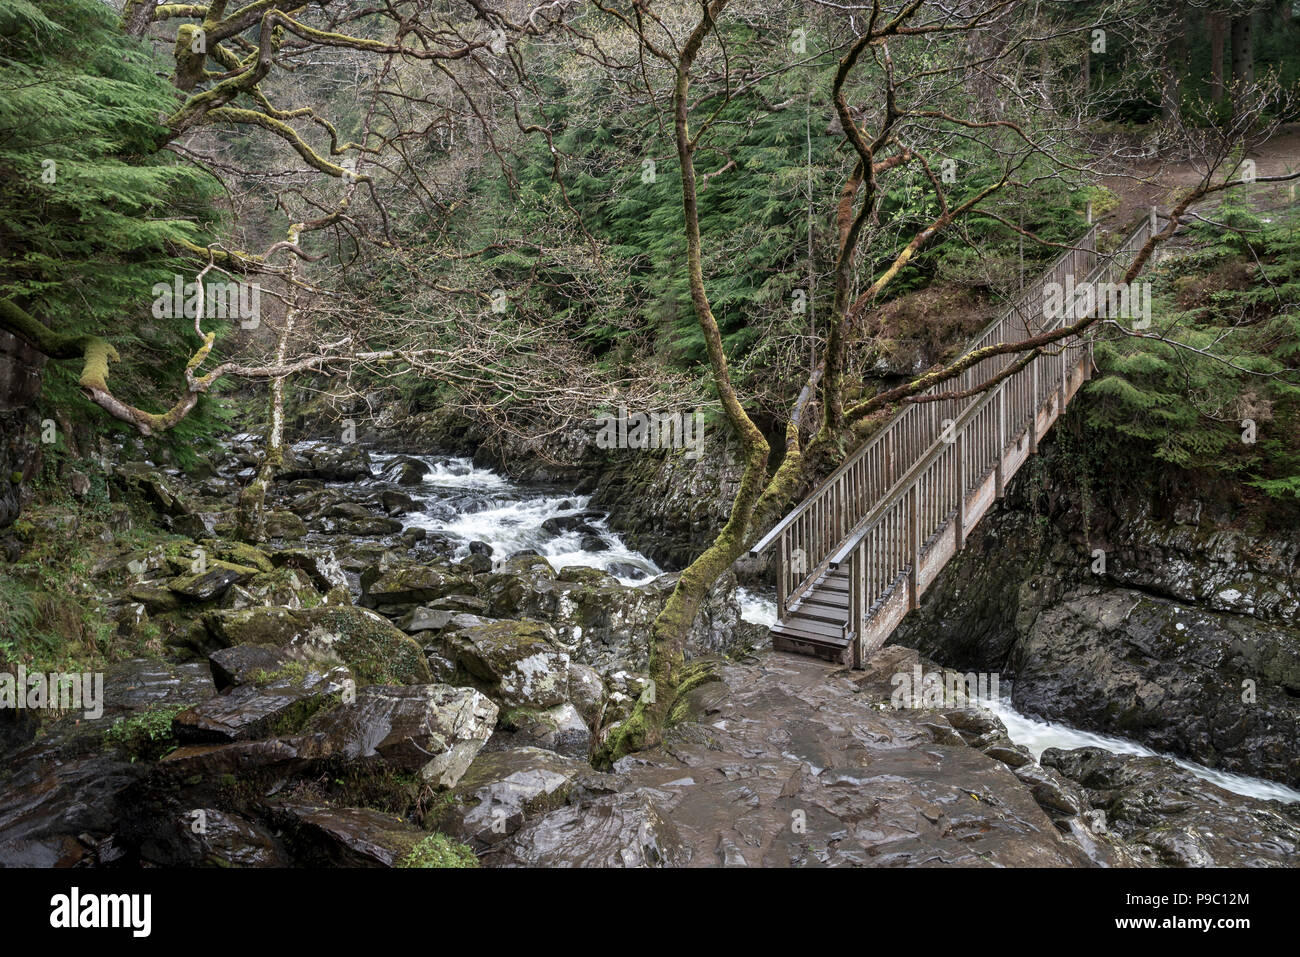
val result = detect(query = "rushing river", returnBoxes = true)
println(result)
[362,450,1298,805]
[980,697,1300,804]
[369,452,661,585]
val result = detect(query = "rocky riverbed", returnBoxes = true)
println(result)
[2,432,1298,867]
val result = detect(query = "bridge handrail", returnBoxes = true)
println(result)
[823,211,1165,570]
[749,223,1101,558]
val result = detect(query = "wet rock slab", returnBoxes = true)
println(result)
[174,665,350,742]
[266,805,428,867]
[436,746,590,849]
[487,651,1096,867]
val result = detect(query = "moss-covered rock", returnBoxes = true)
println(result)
[431,746,587,849]
[209,541,274,573]
[204,605,432,685]
[266,803,468,867]
[219,567,320,611]
[305,683,498,787]
[173,664,350,743]
[441,619,569,709]
[264,510,308,540]
[360,562,473,610]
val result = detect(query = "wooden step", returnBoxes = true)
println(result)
[799,594,849,615]
[772,621,848,644]
[780,614,847,641]
[771,624,855,666]
[813,576,850,595]
[785,602,848,628]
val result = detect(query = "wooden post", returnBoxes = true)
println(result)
[954,433,965,551]
[885,431,895,489]
[908,483,920,611]
[995,386,1006,498]
[850,547,862,668]
[833,480,842,546]
[777,532,789,616]
[1060,340,1068,405]
[1029,360,1039,454]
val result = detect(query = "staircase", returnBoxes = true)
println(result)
[752,210,1168,666]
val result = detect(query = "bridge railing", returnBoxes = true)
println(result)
[828,211,1165,641]
[751,220,1107,616]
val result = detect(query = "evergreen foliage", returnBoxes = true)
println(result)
[1087,197,1300,500]
[0,0,226,457]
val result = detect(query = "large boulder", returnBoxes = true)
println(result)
[380,456,431,486]
[167,559,260,601]
[502,702,591,758]
[204,605,432,685]
[478,561,744,673]
[136,808,288,868]
[270,547,348,592]
[433,747,589,849]
[360,563,473,612]
[0,660,217,867]
[483,792,690,868]
[439,619,570,710]
[264,510,308,540]
[173,664,351,743]
[1043,746,1300,867]
[305,684,498,788]
[267,805,474,867]
[113,462,193,518]
[218,566,321,611]
[1009,588,1300,786]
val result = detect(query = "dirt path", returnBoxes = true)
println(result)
[1099,122,1300,231]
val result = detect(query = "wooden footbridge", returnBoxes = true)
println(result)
[751,211,1168,667]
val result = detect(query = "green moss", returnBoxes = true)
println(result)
[248,661,311,685]
[665,659,722,726]
[398,833,478,869]
[211,541,275,573]
[328,765,424,816]
[556,566,610,586]
[207,606,431,685]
